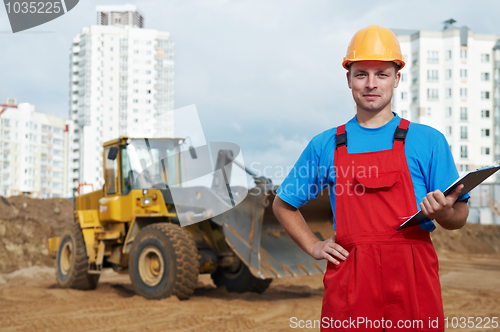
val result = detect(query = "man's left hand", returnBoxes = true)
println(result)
[420,184,464,222]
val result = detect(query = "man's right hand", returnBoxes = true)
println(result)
[309,234,349,265]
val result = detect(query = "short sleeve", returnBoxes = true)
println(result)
[419,134,470,232]
[428,135,470,203]
[276,139,328,208]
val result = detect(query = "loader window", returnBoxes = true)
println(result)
[123,138,182,189]
[105,148,119,195]
[121,147,133,195]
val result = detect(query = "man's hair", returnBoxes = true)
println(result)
[348,62,400,77]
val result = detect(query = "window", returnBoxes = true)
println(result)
[133,89,139,93]
[412,90,418,102]
[481,54,490,62]
[401,110,408,118]
[427,50,439,63]
[445,69,452,79]
[446,88,452,98]
[445,50,452,60]
[481,72,490,81]
[446,126,452,136]
[460,107,468,120]
[134,50,139,54]
[401,92,408,100]
[426,107,432,116]
[460,69,467,79]
[460,126,468,139]
[481,91,490,100]
[460,145,468,159]
[105,147,118,195]
[146,70,151,74]
[400,73,406,82]
[427,89,439,100]
[460,49,467,59]
[481,147,490,155]
[481,110,490,118]
[412,52,418,65]
[446,107,452,117]
[460,88,467,98]
[481,129,490,137]
[427,70,439,81]
[133,99,138,103]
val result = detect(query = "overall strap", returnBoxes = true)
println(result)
[335,124,348,157]
[393,118,410,149]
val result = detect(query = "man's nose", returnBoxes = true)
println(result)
[365,74,377,89]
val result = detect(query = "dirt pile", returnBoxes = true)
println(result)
[0,194,499,274]
[0,196,73,273]
[431,223,500,254]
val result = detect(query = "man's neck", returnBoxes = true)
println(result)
[355,108,395,129]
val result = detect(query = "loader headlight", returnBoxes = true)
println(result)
[143,189,148,195]
[142,197,151,205]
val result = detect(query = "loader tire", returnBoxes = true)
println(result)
[56,222,100,290]
[129,223,199,300]
[211,261,272,294]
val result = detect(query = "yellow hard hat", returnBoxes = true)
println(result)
[342,25,405,70]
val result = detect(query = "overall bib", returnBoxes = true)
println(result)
[321,119,444,331]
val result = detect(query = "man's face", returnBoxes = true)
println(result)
[347,61,401,113]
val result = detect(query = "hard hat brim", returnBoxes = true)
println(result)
[342,57,406,71]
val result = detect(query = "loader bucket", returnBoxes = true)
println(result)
[212,184,334,279]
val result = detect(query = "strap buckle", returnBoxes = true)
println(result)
[336,133,347,148]
[394,127,407,142]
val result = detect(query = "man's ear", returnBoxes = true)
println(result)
[394,71,401,89]
[346,71,352,89]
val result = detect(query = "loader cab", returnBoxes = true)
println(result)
[103,137,184,198]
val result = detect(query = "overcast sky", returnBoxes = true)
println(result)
[1,0,500,183]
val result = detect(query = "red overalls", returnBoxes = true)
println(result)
[321,119,444,331]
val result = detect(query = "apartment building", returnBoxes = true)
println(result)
[68,4,175,195]
[0,102,68,198]
[393,21,500,179]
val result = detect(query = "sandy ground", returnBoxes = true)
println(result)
[0,252,498,332]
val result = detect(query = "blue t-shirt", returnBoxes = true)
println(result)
[276,113,469,232]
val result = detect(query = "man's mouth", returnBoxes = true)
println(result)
[363,94,380,100]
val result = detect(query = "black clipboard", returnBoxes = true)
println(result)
[398,163,500,230]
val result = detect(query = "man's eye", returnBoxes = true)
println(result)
[356,74,366,77]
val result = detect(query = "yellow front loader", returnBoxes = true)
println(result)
[48,137,332,300]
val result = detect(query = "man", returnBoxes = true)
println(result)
[273,25,469,331]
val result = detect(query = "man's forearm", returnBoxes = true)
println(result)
[435,201,469,230]
[272,195,320,256]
